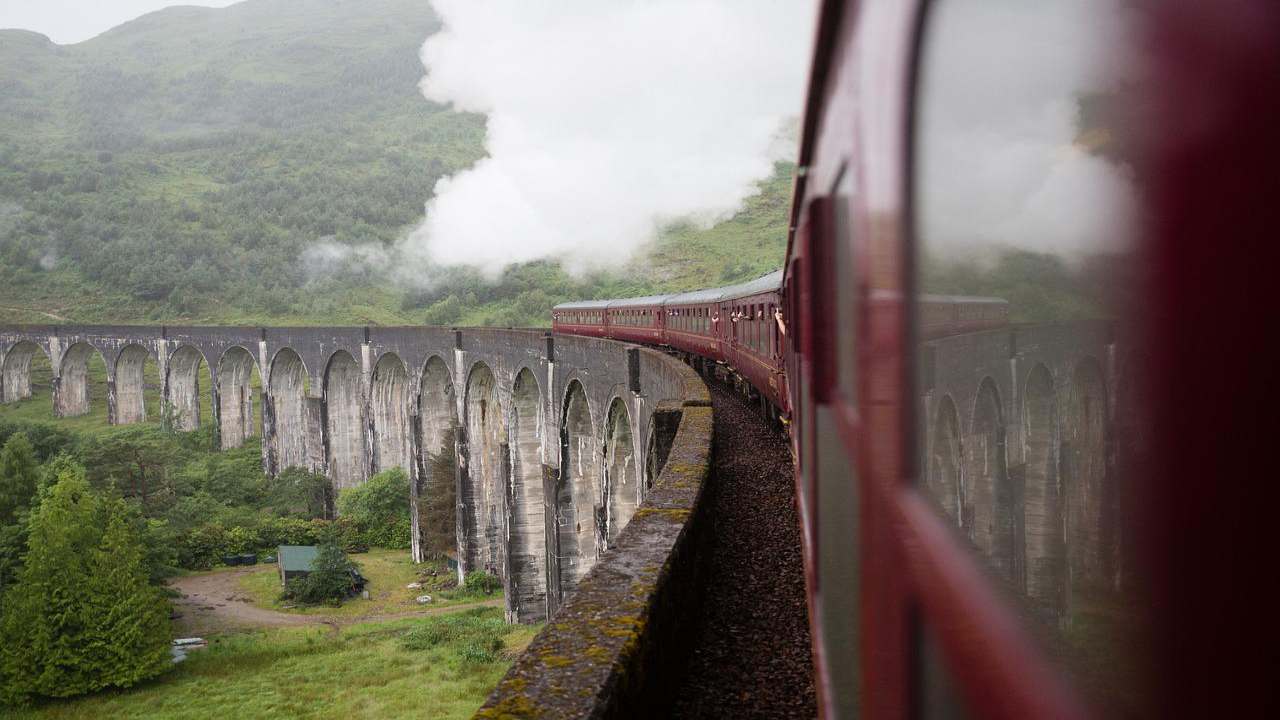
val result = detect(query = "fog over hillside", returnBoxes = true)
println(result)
[0,0,805,327]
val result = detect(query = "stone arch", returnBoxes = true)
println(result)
[324,350,365,492]
[55,342,107,418]
[113,344,156,425]
[463,362,505,576]
[1023,363,1063,617]
[927,394,963,527]
[604,396,639,543]
[965,377,1016,584]
[165,345,207,431]
[268,347,310,473]
[371,353,412,474]
[557,379,600,592]
[2,341,49,403]
[415,355,458,561]
[217,346,261,449]
[1063,357,1109,593]
[509,367,547,621]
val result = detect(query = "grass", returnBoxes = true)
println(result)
[234,549,500,618]
[7,608,539,720]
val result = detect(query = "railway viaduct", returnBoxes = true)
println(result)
[1,319,1121,714]
[919,319,1126,624]
[0,324,702,624]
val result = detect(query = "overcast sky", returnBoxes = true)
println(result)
[0,0,242,44]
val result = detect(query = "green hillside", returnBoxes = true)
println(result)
[0,0,792,328]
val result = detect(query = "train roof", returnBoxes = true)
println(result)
[919,294,1009,305]
[607,294,672,309]
[553,299,612,311]
[718,270,784,301]
[664,270,784,306]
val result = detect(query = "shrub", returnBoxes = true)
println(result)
[175,523,230,570]
[463,571,501,596]
[225,525,261,554]
[399,609,506,663]
[335,468,410,549]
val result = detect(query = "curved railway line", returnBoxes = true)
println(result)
[671,380,815,718]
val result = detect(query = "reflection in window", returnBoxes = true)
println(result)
[914,0,1143,714]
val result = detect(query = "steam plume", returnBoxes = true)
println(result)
[403,0,818,275]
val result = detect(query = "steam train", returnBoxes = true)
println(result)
[552,272,1007,421]
[555,0,1278,717]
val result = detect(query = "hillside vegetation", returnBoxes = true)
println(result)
[0,0,792,328]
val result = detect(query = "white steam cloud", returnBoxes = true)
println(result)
[916,0,1137,258]
[402,0,818,275]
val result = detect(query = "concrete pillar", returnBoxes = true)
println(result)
[509,368,549,622]
[112,345,152,425]
[164,346,204,431]
[53,341,94,418]
[305,391,326,474]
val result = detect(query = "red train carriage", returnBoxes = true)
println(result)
[659,286,724,363]
[784,0,1278,718]
[709,271,788,413]
[918,295,1008,339]
[550,300,610,338]
[603,295,667,345]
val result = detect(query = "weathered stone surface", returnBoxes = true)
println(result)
[919,320,1127,619]
[475,361,713,720]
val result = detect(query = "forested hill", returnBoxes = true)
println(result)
[0,0,792,327]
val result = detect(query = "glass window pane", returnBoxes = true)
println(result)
[913,0,1146,715]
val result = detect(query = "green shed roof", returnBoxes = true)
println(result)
[277,545,319,573]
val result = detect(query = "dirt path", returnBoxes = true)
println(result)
[169,567,503,636]
[0,305,67,321]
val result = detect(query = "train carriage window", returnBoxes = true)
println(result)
[752,301,762,351]
[913,0,1144,715]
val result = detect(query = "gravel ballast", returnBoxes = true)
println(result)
[670,380,817,718]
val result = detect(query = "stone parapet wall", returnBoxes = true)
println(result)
[476,350,713,719]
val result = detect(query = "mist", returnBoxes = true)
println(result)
[915,0,1137,261]
[399,0,818,276]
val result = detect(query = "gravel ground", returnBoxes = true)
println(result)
[670,380,817,718]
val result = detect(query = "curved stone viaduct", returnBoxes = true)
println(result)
[0,324,700,624]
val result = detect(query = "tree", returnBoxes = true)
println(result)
[282,529,361,606]
[81,426,181,512]
[81,501,172,689]
[1,465,104,704]
[267,467,333,520]
[0,433,40,524]
[0,468,171,705]
[335,467,411,548]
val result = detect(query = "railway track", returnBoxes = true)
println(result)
[670,379,816,718]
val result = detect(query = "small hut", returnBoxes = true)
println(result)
[277,545,319,587]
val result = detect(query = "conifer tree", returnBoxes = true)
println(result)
[82,500,172,689]
[0,466,172,706]
[0,433,40,524]
[0,466,101,704]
